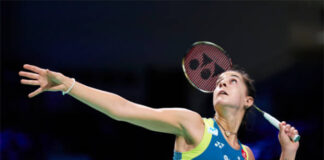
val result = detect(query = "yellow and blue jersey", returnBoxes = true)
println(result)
[173,118,249,160]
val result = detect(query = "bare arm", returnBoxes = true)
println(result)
[68,80,201,135]
[19,64,203,138]
[278,122,299,160]
[242,122,299,160]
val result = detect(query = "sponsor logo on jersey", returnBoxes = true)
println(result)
[215,141,225,149]
[208,127,218,136]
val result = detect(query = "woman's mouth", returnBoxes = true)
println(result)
[218,90,228,96]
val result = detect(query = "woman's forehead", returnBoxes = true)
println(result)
[219,71,243,79]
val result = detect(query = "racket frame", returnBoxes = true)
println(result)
[182,41,231,93]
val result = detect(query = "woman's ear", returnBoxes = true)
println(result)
[245,96,254,109]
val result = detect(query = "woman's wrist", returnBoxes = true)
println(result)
[280,150,297,160]
[62,76,76,94]
[280,142,299,155]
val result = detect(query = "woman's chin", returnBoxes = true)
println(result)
[213,98,228,106]
[214,101,238,109]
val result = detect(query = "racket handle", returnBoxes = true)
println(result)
[263,112,300,142]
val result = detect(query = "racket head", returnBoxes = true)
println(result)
[182,41,232,93]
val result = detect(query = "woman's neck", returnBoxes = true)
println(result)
[214,105,245,145]
[215,113,240,133]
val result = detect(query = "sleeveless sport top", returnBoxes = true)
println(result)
[173,118,249,160]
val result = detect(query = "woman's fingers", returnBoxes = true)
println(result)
[23,64,44,74]
[293,129,299,138]
[289,127,298,138]
[285,124,291,132]
[21,79,40,86]
[20,64,66,97]
[20,64,51,98]
[28,88,43,98]
[19,71,39,80]
[281,122,299,141]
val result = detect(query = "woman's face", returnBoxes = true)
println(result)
[213,71,253,109]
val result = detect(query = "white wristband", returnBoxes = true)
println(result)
[62,78,75,96]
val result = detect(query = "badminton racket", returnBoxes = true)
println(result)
[182,41,300,142]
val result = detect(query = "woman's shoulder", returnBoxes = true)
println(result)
[242,144,255,160]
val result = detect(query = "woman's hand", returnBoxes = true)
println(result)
[19,64,71,98]
[278,121,300,159]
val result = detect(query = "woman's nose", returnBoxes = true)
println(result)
[220,82,227,88]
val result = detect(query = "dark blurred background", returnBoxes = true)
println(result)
[1,1,323,160]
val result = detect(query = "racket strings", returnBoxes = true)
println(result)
[184,44,232,92]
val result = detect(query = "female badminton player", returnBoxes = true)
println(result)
[19,64,299,160]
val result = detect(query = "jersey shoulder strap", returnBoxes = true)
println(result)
[241,144,250,160]
[180,118,214,159]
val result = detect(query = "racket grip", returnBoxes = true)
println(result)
[293,134,301,142]
[263,112,300,142]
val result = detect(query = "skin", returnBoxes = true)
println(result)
[212,71,254,152]
[19,64,299,160]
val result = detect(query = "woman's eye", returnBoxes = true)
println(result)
[231,79,237,84]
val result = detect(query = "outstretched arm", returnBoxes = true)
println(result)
[19,64,203,138]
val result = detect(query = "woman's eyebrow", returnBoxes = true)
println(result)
[231,74,240,79]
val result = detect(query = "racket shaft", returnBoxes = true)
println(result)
[263,112,300,142]
[263,112,280,129]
